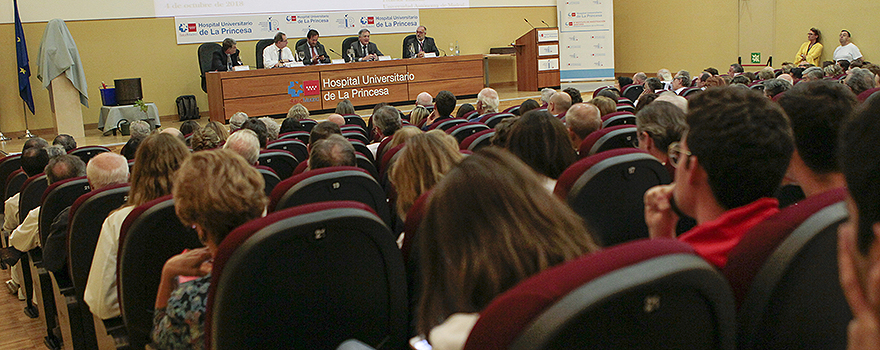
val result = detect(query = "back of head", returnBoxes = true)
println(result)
[327,114,345,126]
[130,133,190,207]
[686,86,793,209]
[705,67,719,76]
[455,104,475,119]
[763,78,792,97]
[565,103,602,140]
[87,152,130,190]
[506,109,576,179]
[161,128,186,143]
[658,69,673,81]
[840,94,880,254]
[435,90,456,117]
[416,92,433,107]
[259,117,280,141]
[173,149,267,243]
[309,121,342,145]
[635,101,688,153]
[618,76,634,88]
[335,99,356,115]
[22,147,49,177]
[596,89,620,101]
[731,63,744,73]
[778,80,856,174]
[45,154,86,184]
[491,116,520,147]
[308,134,356,170]
[477,88,500,113]
[416,147,598,333]
[645,77,663,91]
[22,137,48,153]
[389,130,463,218]
[634,93,659,114]
[563,87,583,104]
[130,120,152,140]
[846,68,877,96]
[519,99,540,115]
[204,121,230,142]
[280,117,303,134]
[589,96,617,116]
[373,105,402,137]
[730,75,751,85]
[241,118,269,148]
[46,145,67,159]
[549,92,572,115]
[540,88,556,104]
[654,91,688,113]
[387,126,423,149]
[286,103,310,120]
[410,106,431,127]
[803,67,825,80]
[223,129,260,165]
[229,112,249,132]
[191,125,222,151]
[180,120,201,136]
[52,134,77,152]
[758,67,776,80]
[634,72,648,83]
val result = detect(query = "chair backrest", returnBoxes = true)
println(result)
[0,153,22,195]
[460,129,495,151]
[295,38,307,52]
[279,131,311,144]
[376,135,394,161]
[401,34,417,58]
[292,160,309,178]
[343,114,368,129]
[616,103,635,113]
[299,119,318,132]
[258,149,300,179]
[267,139,308,164]
[355,152,380,180]
[602,113,636,128]
[256,166,281,197]
[350,140,376,165]
[480,113,515,128]
[578,125,638,158]
[622,84,644,101]
[725,188,850,350]
[5,169,26,202]
[447,122,490,144]
[198,43,222,92]
[857,86,880,103]
[117,195,202,350]
[255,39,275,69]
[682,87,703,97]
[206,201,408,350]
[19,173,48,223]
[555,148,672,246]
[39,176,90,246]
[67,184,130,303]
[462,110,480,121]
[344,131,370,145]
[68,146,111,165]
[463,238,736,350]
[618,97,633,106]
[341,125,368,138]
[378,144,405,179]
[342,37,359,62]
[269,166,392,228]
[429,118,467,131]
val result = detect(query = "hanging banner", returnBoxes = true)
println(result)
[557,0,614,81]
[175,10,419,44]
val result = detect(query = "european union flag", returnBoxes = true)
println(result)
[15,0,35,115]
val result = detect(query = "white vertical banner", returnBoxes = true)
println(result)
[557,0,614,81]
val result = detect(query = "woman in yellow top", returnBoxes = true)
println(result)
[795,28,823,66]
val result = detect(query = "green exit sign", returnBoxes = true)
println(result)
[751,52,761,64]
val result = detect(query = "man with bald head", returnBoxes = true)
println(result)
[548,91,573,117]
[415,92,433,108]
[472,88,499,120]
[565,103,602,149]
[327,114,346,126]
[633,72,648,85]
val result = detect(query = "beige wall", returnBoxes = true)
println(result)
[774,0,880,66]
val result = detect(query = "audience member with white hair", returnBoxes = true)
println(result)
[259,117,280,141]
[540,88,556,107]
[564,103,602,150]
[228,112,248,132]
[223,129,261,165]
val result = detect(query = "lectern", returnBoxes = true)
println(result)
[514,28,561,91]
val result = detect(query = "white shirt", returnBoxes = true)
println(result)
[262,44,294,69]
[834,43,863,62]
[9,206,40,251]
[84,205,134,320]
[3,193,20,234]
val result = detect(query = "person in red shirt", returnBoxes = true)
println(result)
[644,86,793,268]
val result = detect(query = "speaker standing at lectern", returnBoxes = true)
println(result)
[404,26,440,58]
[263,32,295,68]
[351,28,383,62]
[211,38,242,71]
[297,29,331,65]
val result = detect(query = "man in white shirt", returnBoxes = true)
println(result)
[833,30,863,63]
[262,32,294,69]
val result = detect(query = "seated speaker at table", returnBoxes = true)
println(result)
[351,28,383,62]
[263,32,295,68]
[212,38,242,71]
[403,26,440,58]
[297,29,331,65]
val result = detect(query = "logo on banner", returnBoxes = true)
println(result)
[360,16,375,25]
[178,23,197,33]
[289,80,321,98]
[288,16,297,22]
[261,17,280,32]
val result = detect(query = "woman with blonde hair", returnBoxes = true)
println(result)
[389,130,462,220]
[85,133,191,320]
[191,125,222,151]
[386,126,423,150]
[203,120,229,142]
[415,148,599,348]
[409,105,431,128]
[152,149,267,349]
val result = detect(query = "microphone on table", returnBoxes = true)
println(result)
[524,18,535,29]
[327,48,343,58]
[541,20,551,27]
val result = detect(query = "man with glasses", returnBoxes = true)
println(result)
[403,26,439,58]
[644,86,793,268]
[263,32,294,68]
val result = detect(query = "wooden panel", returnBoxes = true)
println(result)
[408,77,484,99]
[537,71,561,89]
[407,60,483,82]
[222,72,320,99]
[321,84,410,109]
[224,94,322,119]
[206,72,225,122]
[320,66,409,90]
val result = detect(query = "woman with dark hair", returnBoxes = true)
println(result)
[795,27,823,66]
[518,99,540,115]
[505,109,576,190]
[335,99,356,115]
[416,148,599,349]
[455,103,475,119]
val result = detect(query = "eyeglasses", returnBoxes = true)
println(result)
[667,142,692,167]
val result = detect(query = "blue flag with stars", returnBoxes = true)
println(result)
[15,0,35,115]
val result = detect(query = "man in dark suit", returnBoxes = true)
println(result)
[297,29,331,65]
[351,28,382,62]
[211,38,242,71]
[404,26,440,58]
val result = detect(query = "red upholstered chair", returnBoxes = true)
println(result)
[117,195,202,350]
[460,129,495,151]
[17,173,48,317]
[770,91,786,102]
[616,103,635,113]
[379,143,405,179]
[4,168,26,203]
[291,160,308,177]
[68,145,110,165]
[617,97,633,106]
[256,165,281,196]
[461,110,480,120]
[205,201,407,350]
[343,114,367,129]
[622,84,644,102]
[279,131,310,144]
[601,111,636,128]
[463,238,736,350]
[502,105,520,114]
[267,139,308,163]
[0,154,21,199]
[578,125,638,158]
[375,135,394,162]
[341,124,368,138]
[591,85,617,98]
[857,87,880,103]
[268,166,392,228]
[555,148,671,246]
[481,113,515,128]
[299,119,318,132]
[428,118,468,132]
[682,87,703,98]
[447,122,490,144]
[724,188,850,350]
[67,183,130,350]
[257,149,300,180]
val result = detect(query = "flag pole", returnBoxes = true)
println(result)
[19,102,35,139]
